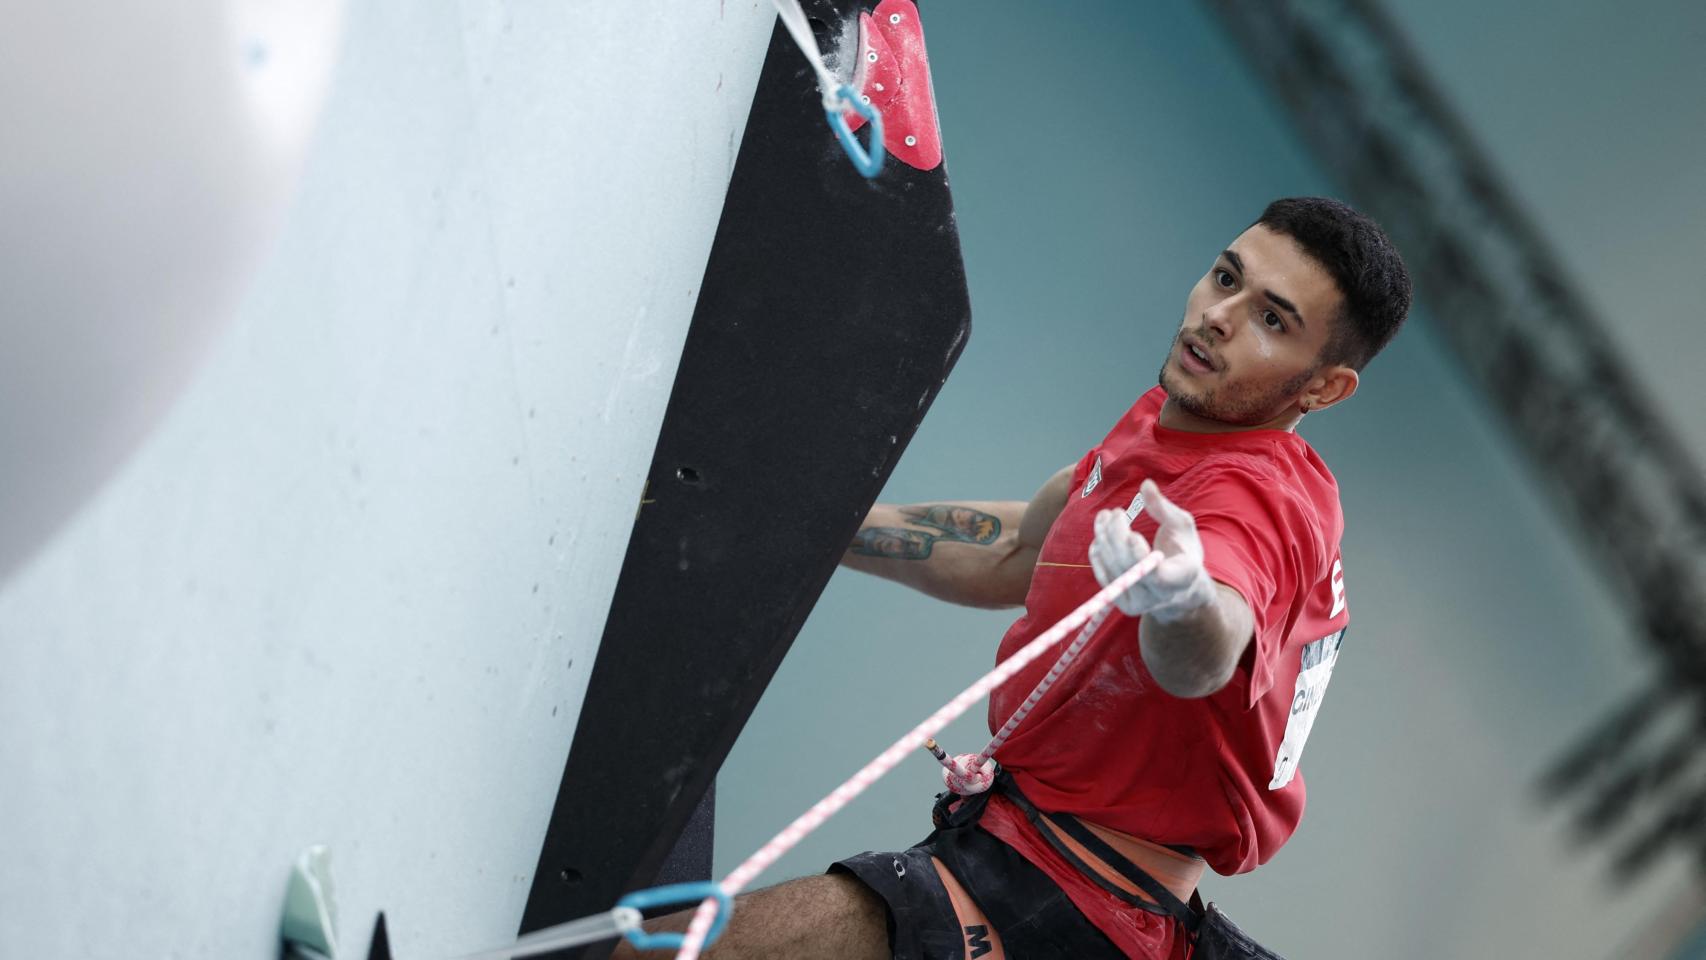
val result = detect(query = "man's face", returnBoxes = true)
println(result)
[1158,225,1346,427]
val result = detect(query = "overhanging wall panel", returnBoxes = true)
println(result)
[523,0,974,944]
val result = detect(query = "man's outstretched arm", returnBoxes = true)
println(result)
[840,464,1075,609]
[1090,479,1256,698]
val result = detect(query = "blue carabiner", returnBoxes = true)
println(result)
[617,881,734,952]
[825,83,885,179]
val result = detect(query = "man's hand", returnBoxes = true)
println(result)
[1089,479,1217,622]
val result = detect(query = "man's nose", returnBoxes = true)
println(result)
[1202,296,1237,340]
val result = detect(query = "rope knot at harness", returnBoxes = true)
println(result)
[943,753,995,795]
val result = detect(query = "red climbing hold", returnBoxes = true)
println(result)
[842,0,943,172]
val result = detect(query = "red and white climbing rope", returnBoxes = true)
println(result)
[669,548,1164,960]
[933,581,1118,794]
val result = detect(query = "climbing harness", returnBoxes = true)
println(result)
[770,0,886,177]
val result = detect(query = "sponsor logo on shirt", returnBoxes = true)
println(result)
[1269,627,1344,790]
[1080,456,1102,498]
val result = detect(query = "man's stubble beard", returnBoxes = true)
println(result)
[1156,331,1315,427]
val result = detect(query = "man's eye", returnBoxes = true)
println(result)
[1214,269,1234,288]
[1262,310,1284,330]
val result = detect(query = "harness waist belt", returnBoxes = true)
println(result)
[1032,806,1206,909]
[989,772,1204,930]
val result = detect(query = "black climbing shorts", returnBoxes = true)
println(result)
[829,821,1126,960]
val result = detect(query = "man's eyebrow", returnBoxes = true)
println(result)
[1266,291,1305,328]
[1220,248,1306,329]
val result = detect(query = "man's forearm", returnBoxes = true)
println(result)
[842,501,1034,608]
[1136,582,1255,698]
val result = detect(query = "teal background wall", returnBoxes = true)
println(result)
[717,2,1706,958]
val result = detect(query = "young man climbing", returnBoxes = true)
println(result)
[614,196,1411,959]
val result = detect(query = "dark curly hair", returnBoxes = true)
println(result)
[1255,197,1412,371]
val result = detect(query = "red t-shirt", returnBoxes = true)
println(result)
[980,387,1350,950]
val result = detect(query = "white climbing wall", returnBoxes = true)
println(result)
[0,2,774,957]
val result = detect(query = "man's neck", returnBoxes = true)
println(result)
[1158,396,1302,434]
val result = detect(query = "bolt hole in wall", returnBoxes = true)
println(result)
[676,466,702,485]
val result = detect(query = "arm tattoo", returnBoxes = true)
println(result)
[900,505,1001,545]
[848,505,1002,560]
[850,527,937,560]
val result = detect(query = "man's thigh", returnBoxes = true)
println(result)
[610,872,888,960]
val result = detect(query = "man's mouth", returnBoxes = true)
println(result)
[1180,337,1216,374]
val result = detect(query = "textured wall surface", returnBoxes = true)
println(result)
[0,2,771,957]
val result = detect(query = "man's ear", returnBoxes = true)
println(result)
[1301,366,1358,413]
